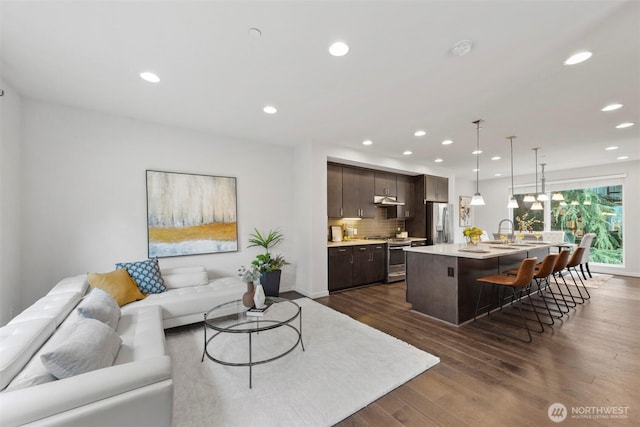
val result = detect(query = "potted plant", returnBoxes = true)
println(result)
[247,228,289,296]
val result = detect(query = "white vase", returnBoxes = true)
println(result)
[253,283,266,309]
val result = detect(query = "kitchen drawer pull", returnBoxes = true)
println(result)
[359,247,367,251]
[338,249,347,252]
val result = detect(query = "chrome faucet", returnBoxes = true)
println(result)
[498,219,515,242]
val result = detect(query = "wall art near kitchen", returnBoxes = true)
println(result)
[146,170,238,257]
[459,195,472,227]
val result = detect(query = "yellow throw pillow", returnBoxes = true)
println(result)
[87,269,146,307]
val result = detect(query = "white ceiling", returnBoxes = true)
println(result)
[2,0,639,180]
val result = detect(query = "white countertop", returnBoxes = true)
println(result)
[327,239,386,247]
[327,237,428,248]
[404,242,552,259]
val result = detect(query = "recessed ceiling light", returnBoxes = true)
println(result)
[434,158,443,163]
[605,146,619,151]
[362,140,373,146]
[403,150,412,156]
[491,156,501,161]
[451,40,473,56]
[564,51,592,65]
[616,122,634,129]
[140,71,160,83]
[442,140,453,145]
[414,130,426,137]
[472,168,479,172]
[329,41,349,57]
[472,150,482,155]
[617,156,629,160]
[601,103,622,112]
[263,105,277,114]
[494,173,502,177]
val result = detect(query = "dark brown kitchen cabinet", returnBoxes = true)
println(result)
[327,164,343,218]
[328,247,353,291]
[352,244,385,286]
[388,174,414,219]
[374,172,397,197]
[328,244,385,292]
[425,175,448,202]
[342,167,375,218]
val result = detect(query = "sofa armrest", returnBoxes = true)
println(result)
[0,356,171,427]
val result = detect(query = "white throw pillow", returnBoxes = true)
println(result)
[40,318,122,379]
[76,288,121,329]
[161,266,209,289]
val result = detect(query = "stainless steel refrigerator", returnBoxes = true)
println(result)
[406,199,453,245]
[428,202,453,244]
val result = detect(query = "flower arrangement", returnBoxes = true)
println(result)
[238,265,261,283]
[515,213,543,232]
[463,227,483,238]
[463,226,483,245]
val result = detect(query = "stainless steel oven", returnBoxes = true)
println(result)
[386,239,411,282]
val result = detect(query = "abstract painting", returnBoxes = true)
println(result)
[146,170,238,257]
[459,196,472,227]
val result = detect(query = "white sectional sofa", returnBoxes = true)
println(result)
[0,266,245,426]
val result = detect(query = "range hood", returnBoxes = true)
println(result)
[374,195,405,206]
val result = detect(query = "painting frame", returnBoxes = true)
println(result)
[459,195,472,227]
[146,170,238,258]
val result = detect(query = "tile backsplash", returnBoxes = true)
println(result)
[328,208,405,240]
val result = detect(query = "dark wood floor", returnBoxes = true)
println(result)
[315,275,640,426]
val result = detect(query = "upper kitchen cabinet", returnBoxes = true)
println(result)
[327,164,344,218]
[327,163,375,218]
[387,174,414,219]
[424,175,449,202]
[374,171,397,197]
[342,167,375,218]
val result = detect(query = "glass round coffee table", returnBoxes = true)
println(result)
[201,297,304,388]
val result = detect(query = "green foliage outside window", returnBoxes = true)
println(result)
[550,187,622,264]
[512,185,623,265]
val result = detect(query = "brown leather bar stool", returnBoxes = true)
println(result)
[542,249,576,311]
[564,247,590,302]
[504,253,561,325]
[473,257,540,343]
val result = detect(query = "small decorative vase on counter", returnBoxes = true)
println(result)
[253,282,266,309]
[242,281,255,308]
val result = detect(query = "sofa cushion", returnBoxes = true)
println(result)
[77,288,121,329]
[87,269,146,307]
[47,274,90,296]
[8,291,82,327]
[0,319,56,390]
[121,276,245,328]
[161,265,208,289]
[115,258,166,294]
[40,318,122,380]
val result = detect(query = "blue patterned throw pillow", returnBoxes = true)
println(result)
[115,258,166,294]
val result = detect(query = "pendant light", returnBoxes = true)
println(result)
[522,142,536,203]
[531,147,543,210]
[506,136,519,208]
[537,162,549,201]
[470,119,485,206]
[552,191,565,201]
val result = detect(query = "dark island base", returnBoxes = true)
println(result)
[406,247,549,325]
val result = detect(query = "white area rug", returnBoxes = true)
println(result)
[166,298,439,427]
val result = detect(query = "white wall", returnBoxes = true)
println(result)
[18,100,296,307]
[473,163,640,277]
[0,80,23,325]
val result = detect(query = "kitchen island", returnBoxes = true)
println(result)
[404,242,551,325]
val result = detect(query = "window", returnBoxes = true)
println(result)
[513,184,623,265]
